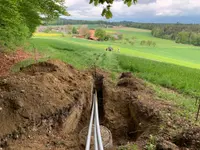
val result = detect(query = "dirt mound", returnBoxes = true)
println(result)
[0,60,93,149]
[20,61,59,74]
[173,127,200,149]
[117,77,145,91]
[103,73,161,146]
[0,50,31,76]
[0,64,198,149]
[119,72,133,79]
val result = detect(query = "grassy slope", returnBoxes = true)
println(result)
[33,28,200,69]
[117,54,200,96]
[14,28,200,98]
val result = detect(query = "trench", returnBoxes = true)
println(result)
[93,73,105,123]
[93,73,141,145]
[78,72,160,148]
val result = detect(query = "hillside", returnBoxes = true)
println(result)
[2,0,200,149]
[0,60,199,149]
[0,26,200,149]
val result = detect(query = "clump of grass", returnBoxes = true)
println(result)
[148,82,197,122]
[118,143,138,150]
[145,135,156,150]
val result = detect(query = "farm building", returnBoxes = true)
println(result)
[88,29,98,41]
[76,29,99,41]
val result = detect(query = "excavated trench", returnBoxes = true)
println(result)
[93,73,105,122]
[0,60,161,149]
[88,72,160,147]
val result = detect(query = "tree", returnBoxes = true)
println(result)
[175,32,190,44]
[79,25,90,37]
[0,0,68,50]
[0,0,29,50]
[89,0,138,19]
[95,29,106,41]
[72,27,78,34]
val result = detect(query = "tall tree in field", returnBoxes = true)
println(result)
[72,27,78,34]
[95,29,106,41]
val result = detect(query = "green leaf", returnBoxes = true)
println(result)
[94,0,99,6]
[127,1,132,7]
[101,8,107,16]
[105,10,112,19]
[89,0,94,4]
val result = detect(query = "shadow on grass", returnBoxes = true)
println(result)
[50,45,75,52]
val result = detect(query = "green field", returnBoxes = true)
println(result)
[17,27,200,98]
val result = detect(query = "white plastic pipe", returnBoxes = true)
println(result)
[94,91,104,150]
[85,97,95,150]
[94,108,99,150]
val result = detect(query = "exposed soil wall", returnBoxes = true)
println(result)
[103,74,160,146]
[0,60,93,149]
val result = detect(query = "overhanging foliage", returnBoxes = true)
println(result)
[0,0,68,51]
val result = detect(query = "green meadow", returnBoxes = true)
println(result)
[16,27,200,97]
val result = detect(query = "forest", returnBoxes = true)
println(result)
[151,24,200,46]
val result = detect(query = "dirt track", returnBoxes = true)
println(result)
[0,60,199,150]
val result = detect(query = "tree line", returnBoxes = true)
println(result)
[120,22,200,46]
[151,24,200,46]
[48,18,111,26]
[47,19,162,29]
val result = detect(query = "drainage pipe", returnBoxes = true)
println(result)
[94,109,99,150]
[94,91,104,150]
[85,98,95,150]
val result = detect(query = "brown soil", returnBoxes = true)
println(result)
[0,60,93,149]
[0,60,199,150]
[173,127,200,149]
[103,74,161,147]
[0,50,32,76]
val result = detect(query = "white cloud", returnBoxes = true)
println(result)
[64,0,200,22]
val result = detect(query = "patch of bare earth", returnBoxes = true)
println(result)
[0,61,199,150]
[0,50,31,76]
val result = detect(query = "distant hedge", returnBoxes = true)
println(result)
[151,24,200,46]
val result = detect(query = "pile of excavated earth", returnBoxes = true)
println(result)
[0,60,199,150]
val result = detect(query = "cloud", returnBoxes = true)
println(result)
[64,0,200,23]
[137,0,156,4]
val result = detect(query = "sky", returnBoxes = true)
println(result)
[64,0,200,23]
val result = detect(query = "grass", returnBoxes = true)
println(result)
[13,27,200,99]
[27,37,104,69]
[42,27,200,69]
[117,54,200,97]
[149,83,197,120]
[118,143,138,150]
